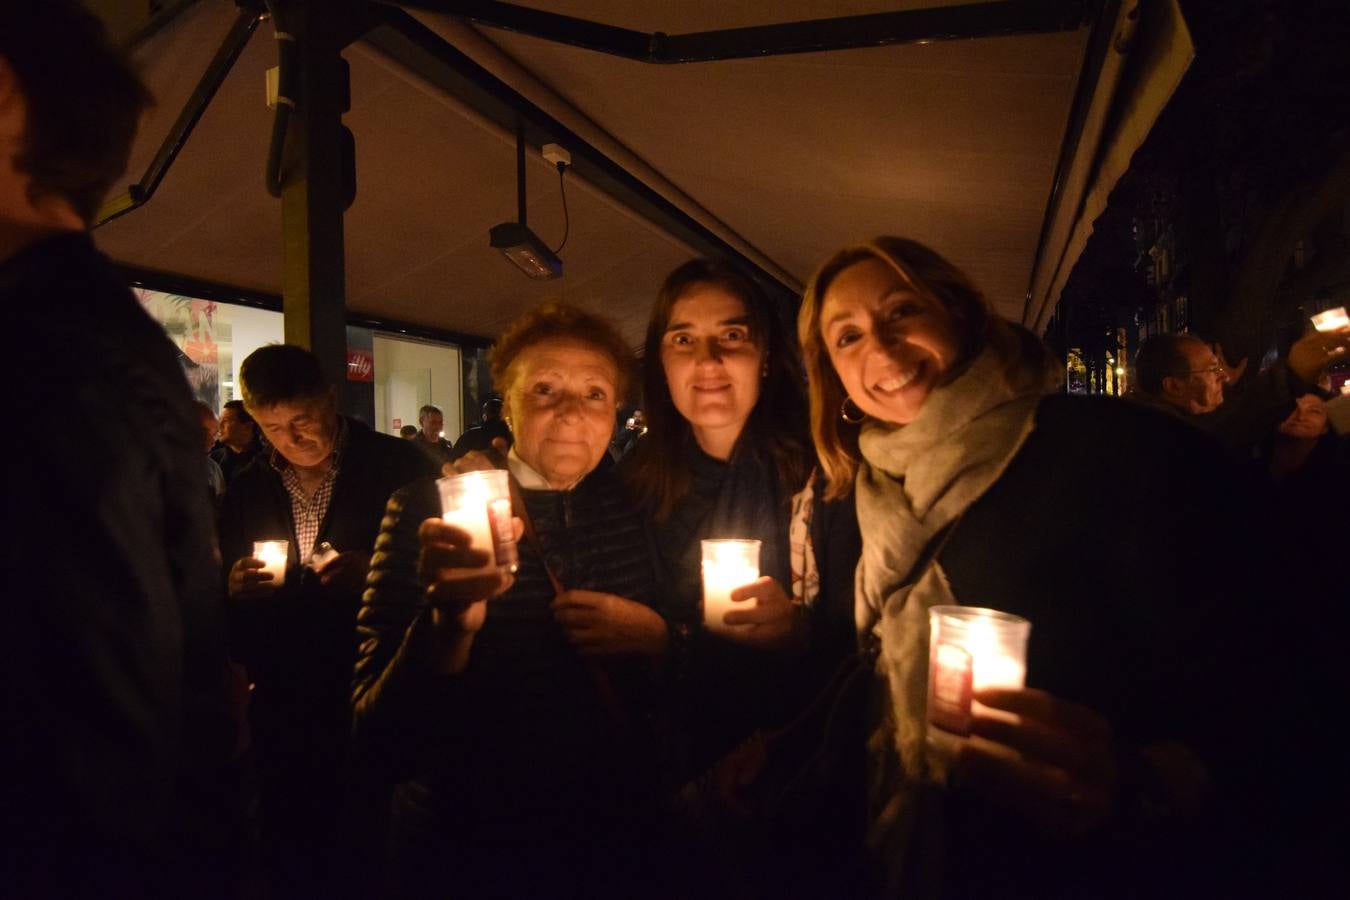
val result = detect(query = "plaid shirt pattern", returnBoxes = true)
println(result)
[270,416,348,559]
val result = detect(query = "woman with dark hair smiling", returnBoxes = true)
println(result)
[625,259,863,888]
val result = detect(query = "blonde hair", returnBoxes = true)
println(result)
[798,237,1059,499]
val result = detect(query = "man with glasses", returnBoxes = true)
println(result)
[1133,329,1348,452]
[1136,335,1230,415]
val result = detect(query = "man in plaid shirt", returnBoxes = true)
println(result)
[219,344,435,897]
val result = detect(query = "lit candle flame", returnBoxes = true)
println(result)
[1312,307,1349,333]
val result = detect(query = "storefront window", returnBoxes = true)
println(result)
[135,288,283,409]
[135,287,464,437]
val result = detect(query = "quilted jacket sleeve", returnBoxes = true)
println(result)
[350,478,467,783]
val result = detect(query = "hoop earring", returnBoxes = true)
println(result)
[840,396,865,425]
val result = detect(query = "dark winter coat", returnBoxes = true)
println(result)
[216,417,433,879]
[5,232,232,896]
[874,394,1269,899]
[351,456,667,897]
[651,445,860,777]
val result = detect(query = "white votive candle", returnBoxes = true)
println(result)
[701,539,760,635]
[927,606,1030,737]
[253,540,289,587]
[437,469,517,577]
[1311,306,1349,333]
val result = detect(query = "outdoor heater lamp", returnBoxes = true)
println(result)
[492,125,564,280]
[490,221,562,280]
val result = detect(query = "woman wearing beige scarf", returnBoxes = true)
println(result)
[797,237,1250,898]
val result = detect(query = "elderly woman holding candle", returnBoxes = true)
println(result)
[351,302,671,898]
[798,237,1255,898]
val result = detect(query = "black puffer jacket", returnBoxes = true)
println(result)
[351,457,669,896]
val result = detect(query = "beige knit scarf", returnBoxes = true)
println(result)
[852,345,1052,887]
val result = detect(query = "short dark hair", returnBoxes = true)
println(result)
[221,399,253,424]
[0,2,152,223]
[399,424,419,438]
[626,258,812,519]
[1135,333,1205,396]
[490,302,635,404]
[239,344,329,410]
[418,404,442,420]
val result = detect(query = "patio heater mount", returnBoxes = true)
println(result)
[490,125,563,280]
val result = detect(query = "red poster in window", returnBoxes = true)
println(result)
[346,349,373,382]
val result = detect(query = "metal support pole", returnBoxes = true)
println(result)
[277,0,352,401]
[515,122,527,227]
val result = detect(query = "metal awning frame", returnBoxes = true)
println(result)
[98,0,1112,346]
[385,0,1092,62]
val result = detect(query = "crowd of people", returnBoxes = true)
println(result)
[6,4,1349,899]
[404,399,515,468]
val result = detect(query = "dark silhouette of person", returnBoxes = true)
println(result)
[4,6,237,897]
[451,395,513,460]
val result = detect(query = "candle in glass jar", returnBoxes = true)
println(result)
[927,606,1030,737]
[437,470,518,576]
[1311,306,1349,333]
[701,539,760,635]
[253,540,289,587]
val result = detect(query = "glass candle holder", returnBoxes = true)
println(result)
[1311,306,1349,332]
[436,469,518,576]
[701,539,760,635]
[253,540,289,587]
[927,606,1030,737]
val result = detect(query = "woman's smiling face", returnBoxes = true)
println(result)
[820,257,962,426]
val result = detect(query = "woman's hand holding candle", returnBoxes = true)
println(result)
[720,576,802,650]
[952,686,1118,837]
[551,590,669,657]
[417,517,522,672]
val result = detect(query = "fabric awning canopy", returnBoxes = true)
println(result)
[86,1,1192,342]
[1022,0,1194,331]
